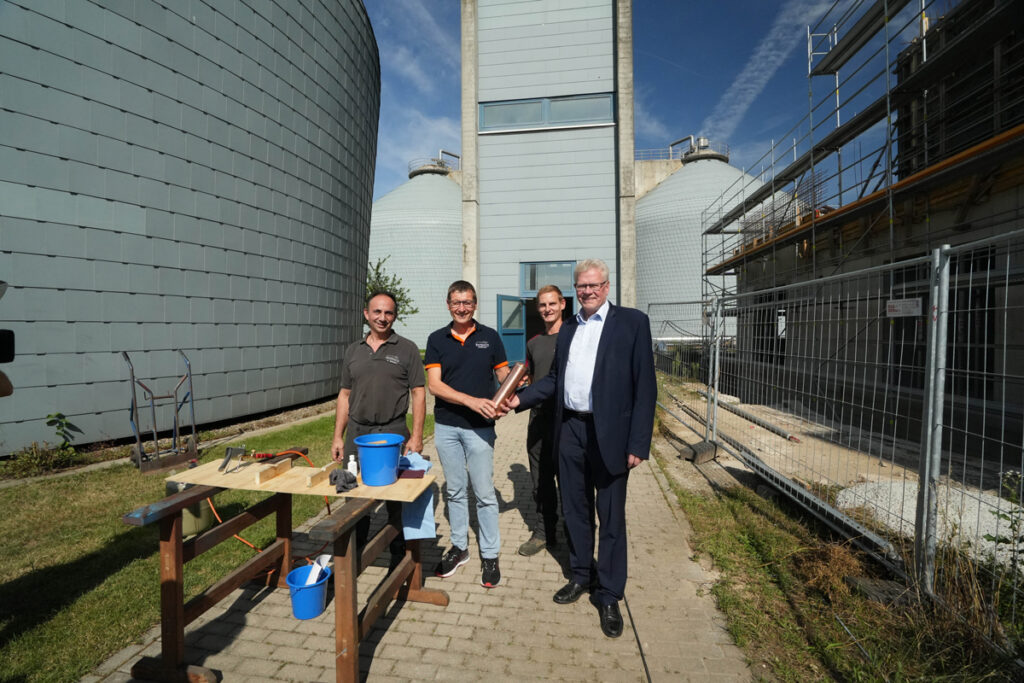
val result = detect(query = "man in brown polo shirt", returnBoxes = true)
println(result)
[331,290,425,461]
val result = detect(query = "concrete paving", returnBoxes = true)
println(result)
[87,409,752,682]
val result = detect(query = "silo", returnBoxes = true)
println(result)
[636,141,756,339]
[0,0,380,453]
[367,159,462,348]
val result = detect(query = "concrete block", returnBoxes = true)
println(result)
[111,322,144,353]
[142,322,175,351]
[63,289,101,322]
[93,259,129,294]
[222,347,242,372]
[208,272,229,296]
[68,160,107,199]
[89,101,126,139]
[171,322,195,350]
[73,32,113,73]
[163,156,190,188]
[212,299,232,323]
[182,271,211,298]
[75,322,111,353]
[189,297,212,324]
[168,185,197,216]
[177,242,204,270]
[229,275,248,301]
[120,233,154,266]
[21,287,65,322]
[76,194,115,230]
[195,323,218,349]
[158,267,186,297]
[97,136,134,174]
[138,175,167,209]
[144,209,174,241]
[212,323,234,350]
[205,370,227,397]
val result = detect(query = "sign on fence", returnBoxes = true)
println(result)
[886,298,922,317]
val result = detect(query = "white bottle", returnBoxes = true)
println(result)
[347,454,359,477]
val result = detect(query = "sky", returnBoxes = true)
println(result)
[363,0,835,200]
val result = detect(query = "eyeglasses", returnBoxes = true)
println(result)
[448,300,477,309]
[574,281,607,292]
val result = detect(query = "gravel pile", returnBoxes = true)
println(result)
[837,480,1023,568]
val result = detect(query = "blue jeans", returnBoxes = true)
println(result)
[434,423,500,559]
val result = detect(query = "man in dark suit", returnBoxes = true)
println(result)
[501,258,656,638]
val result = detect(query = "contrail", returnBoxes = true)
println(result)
[700,0,831,142]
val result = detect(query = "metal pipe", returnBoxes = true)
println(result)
[694,388,802,443]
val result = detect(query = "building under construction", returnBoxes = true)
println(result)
[684,0,1024,648]
[702,0,1024,451]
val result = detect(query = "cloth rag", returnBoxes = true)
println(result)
[329,468,358,493]
[399,452,435,540]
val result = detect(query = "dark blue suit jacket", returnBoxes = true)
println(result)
[516,303,657,476]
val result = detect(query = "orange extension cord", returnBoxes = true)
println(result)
[205,449,333,565]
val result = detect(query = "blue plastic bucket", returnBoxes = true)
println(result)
[354,433,404,486]
[285,565,332,619]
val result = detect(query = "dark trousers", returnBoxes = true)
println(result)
[526,408,560,539]
[346,416,409,552]
[558,412,629,606]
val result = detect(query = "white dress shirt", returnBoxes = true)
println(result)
[563,300,609,412]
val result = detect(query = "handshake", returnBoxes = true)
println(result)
[472,362,527,420]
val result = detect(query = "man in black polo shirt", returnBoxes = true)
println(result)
[424,280,511,588]
[331,291,425,461]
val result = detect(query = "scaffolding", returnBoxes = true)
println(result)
[702,0,1024,300]
[680,0,1024,655]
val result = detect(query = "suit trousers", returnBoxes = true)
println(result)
[558,412,629,605]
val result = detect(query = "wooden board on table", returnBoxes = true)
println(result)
[167,457,433,503]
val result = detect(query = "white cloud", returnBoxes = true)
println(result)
[374,109,461,199]
[366,1,462,198]
[699,0,831,142]
[634,84,673,147]
[383,45,437,96]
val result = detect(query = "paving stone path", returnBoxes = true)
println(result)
[88,409,752,682]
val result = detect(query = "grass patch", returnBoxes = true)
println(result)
[653,453,1019,681]
[0,412,432,682]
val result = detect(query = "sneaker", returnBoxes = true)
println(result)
[481,557,501,588]
[435,546,469,578]
[518,533,548,557]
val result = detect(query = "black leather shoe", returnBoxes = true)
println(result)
[553,580,588,604]
[597,602,623,638]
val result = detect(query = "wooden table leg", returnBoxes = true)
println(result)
[274,492,292,588]
[334,528,359,683]
[160,512,185,671]
[131,512,215,682]
[400,539,449,607]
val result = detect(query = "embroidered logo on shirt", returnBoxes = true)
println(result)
[475,341,489,349]
[385,355,401,364]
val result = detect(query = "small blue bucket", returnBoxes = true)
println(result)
[353,433,404,486]
[285,565,332,619]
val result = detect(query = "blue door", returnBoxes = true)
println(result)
[496,295,526,363]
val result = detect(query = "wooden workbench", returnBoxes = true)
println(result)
[123,451,447,683]
[166,453,436,502]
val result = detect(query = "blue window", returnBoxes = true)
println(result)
[520,261,575,298]
[480,94,614,133]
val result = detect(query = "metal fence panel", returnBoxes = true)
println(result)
[657,231,1024,648]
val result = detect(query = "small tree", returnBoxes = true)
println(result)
[365,256,419,322]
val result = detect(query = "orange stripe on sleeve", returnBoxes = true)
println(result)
[424,363,441,370]
[494,360,509,370]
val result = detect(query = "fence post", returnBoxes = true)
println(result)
[915,245,950,596]
[709,298,723,442]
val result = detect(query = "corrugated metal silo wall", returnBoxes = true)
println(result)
[0,0,380,453]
